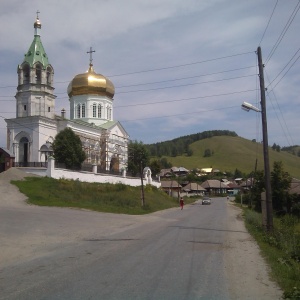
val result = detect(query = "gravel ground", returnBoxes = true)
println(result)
[0,168,283,299]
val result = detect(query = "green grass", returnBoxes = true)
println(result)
[161,136,300,178]
[12,177,195,215]
[243,208,300,299]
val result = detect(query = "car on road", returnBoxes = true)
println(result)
[202,196,211,205]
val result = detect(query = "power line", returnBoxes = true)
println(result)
[106,51,254,77]
[119,105,238,122]
[259,0,279,46]
[266,46,300,89]
[117,66,256,89]
[0,52,255,89]
[265,1,300,64]
[115,89,257,108]
[117,74,257,94]
[0,89,257,113]
[0,73,257,99]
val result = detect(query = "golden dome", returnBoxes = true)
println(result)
[67,65,115,98]
[34,17,41,29]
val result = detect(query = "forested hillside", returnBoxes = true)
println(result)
[146,130,237,157]
[147,133,300,179]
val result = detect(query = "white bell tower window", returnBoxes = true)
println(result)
[82,104,85,118]
[35,65,42,84]
[77,104,81,118]
[98,104,102,118]
[93,103,96,118]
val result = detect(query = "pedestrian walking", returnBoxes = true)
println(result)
[180,197,184,210]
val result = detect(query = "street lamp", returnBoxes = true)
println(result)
[240,46,273,231]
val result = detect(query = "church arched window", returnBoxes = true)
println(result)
[107,106,112,120]
[77,104,81,118]
[35,64,42,84]
[98,104,102,118]
[93,103,96,118]
[46,67,52,85]
[23,64,30,84]
[82,104,85,118]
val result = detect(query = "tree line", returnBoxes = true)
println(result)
[145,130,238,157]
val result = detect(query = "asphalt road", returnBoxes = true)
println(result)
[2,199,231,300]
[0,171,282,300]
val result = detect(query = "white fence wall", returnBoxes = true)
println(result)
[46,158,161,188]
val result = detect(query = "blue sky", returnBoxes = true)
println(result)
[0,0,299,148]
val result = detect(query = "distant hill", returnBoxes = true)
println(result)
[146,130,238,157]
[148,134,300,179]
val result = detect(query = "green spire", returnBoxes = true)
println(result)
[23,13,49,68]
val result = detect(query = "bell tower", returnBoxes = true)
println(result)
[15,11,56,119]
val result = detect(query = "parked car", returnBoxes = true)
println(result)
[202,196,211,205]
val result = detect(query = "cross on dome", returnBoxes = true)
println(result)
[87,47,96,67]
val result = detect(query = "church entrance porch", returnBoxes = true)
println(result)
[110,155,119,173]
[19,137,29,163]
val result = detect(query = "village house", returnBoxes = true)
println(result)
[182,182,206,197]
[0,147,15,173]
[160,180,182,197]
[201,179,228,195]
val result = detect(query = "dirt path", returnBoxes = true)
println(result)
[224,202,282,299]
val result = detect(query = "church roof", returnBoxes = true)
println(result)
[22,16,50,68]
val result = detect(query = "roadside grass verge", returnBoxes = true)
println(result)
[11,176,195,215]
[243,208,300,299]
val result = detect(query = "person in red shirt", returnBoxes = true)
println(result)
[180,197,184,210]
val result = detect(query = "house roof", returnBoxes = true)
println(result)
[201,180,227,189]
[183,182,206,192]
[159,169,172,177]
[171,166,189,173]
[0,147,15,157]
[201,168,213,173]
[160,181,182,188]
[227,182,240,189]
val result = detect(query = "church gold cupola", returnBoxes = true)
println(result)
[68,47,115,126]
[15,12,56,119]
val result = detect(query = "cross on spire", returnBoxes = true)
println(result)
[87,47,96,66]
[36,10,40,19]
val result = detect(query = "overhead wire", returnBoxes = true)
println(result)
[119,105,239,122]
[0,89,258,114]
[0,51,255,89]
[265,0,300,65]
[116,66,256,88]
[106,51,254,77]
[266,46,300,90]
[258,0,279,46]
[117,74,257,94]
[265,70,295,146]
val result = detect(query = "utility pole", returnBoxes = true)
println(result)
[257,46,273,231]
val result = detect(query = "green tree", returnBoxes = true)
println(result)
[250,170,265,212]
[271,161,291,214]
[234,168,243,179]
[149,159,161,177]
[127,141,150,177]
[52,128,86,169]
[204,148,212,157]
[160,157,172,168]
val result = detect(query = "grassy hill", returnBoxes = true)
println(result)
[159,136,300,179]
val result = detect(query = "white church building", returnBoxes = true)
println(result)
[5,14,129,173]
